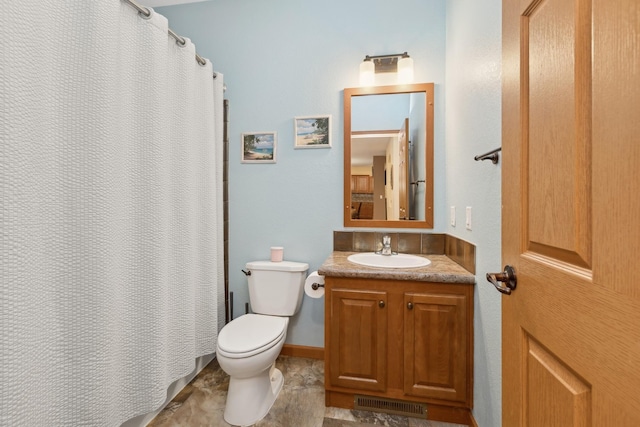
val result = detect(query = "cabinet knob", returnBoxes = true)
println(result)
[407,302,414,310]
[378,300,385,308]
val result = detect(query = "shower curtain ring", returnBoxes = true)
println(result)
[168,29,187,47]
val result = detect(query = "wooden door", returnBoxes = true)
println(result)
[502,0,640,425]
[328,287,388,392]
[403,292,468,403]
[398,118,409,219]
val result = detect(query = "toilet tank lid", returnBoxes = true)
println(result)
[246,260,309,272]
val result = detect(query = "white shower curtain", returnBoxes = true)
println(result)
[1,2,224,426]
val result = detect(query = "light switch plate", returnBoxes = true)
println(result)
[466,206,472,230]
[450,206,456,226]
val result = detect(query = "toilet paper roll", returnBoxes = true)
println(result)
[304,271,325,299]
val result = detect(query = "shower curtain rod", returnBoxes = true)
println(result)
[123,0,211,71]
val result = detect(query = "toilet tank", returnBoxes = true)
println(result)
[245,260,309,316]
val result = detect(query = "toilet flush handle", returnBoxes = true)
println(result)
[241,269,251,276]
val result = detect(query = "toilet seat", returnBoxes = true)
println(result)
[217,314,287,359]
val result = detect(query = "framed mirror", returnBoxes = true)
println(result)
[344,83,434,228]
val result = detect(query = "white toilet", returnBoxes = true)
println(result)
[215,260,309,426]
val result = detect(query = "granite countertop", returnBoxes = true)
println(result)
[318,251,475,284]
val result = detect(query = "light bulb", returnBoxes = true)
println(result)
[359,60,375,86]
[397,56,414,84]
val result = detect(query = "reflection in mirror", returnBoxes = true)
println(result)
[344,83,434,228]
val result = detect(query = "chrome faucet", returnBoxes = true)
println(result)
[380,235,392,256]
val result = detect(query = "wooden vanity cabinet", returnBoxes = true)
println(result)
[324,276,473,424]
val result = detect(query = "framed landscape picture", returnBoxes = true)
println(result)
[241,132,277,163]
[294,115,331,149]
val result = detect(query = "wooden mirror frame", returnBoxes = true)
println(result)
[344,83,434,228]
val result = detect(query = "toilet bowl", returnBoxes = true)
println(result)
[215,260,308,426]
[216,314,288,426]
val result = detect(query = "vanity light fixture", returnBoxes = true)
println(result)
[359,52,414,86]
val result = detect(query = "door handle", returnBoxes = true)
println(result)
[486,265,517,295]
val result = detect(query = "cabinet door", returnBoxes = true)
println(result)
[403,292,467,402]
[352,175,373,193]
[329,288,387,392]
[364,176,373,193]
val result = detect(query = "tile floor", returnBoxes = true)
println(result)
[148,355,468,427]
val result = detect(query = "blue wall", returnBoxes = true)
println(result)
[158,0,447,347]
[445,1,503,426]
[351,94,410,130]
[158,1,504,425]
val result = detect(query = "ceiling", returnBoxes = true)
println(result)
[351,134,396,167]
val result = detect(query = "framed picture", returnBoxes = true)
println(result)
[294,115,331,149]
[241,132,277,163]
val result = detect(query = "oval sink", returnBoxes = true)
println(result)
[347,252,431,269]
